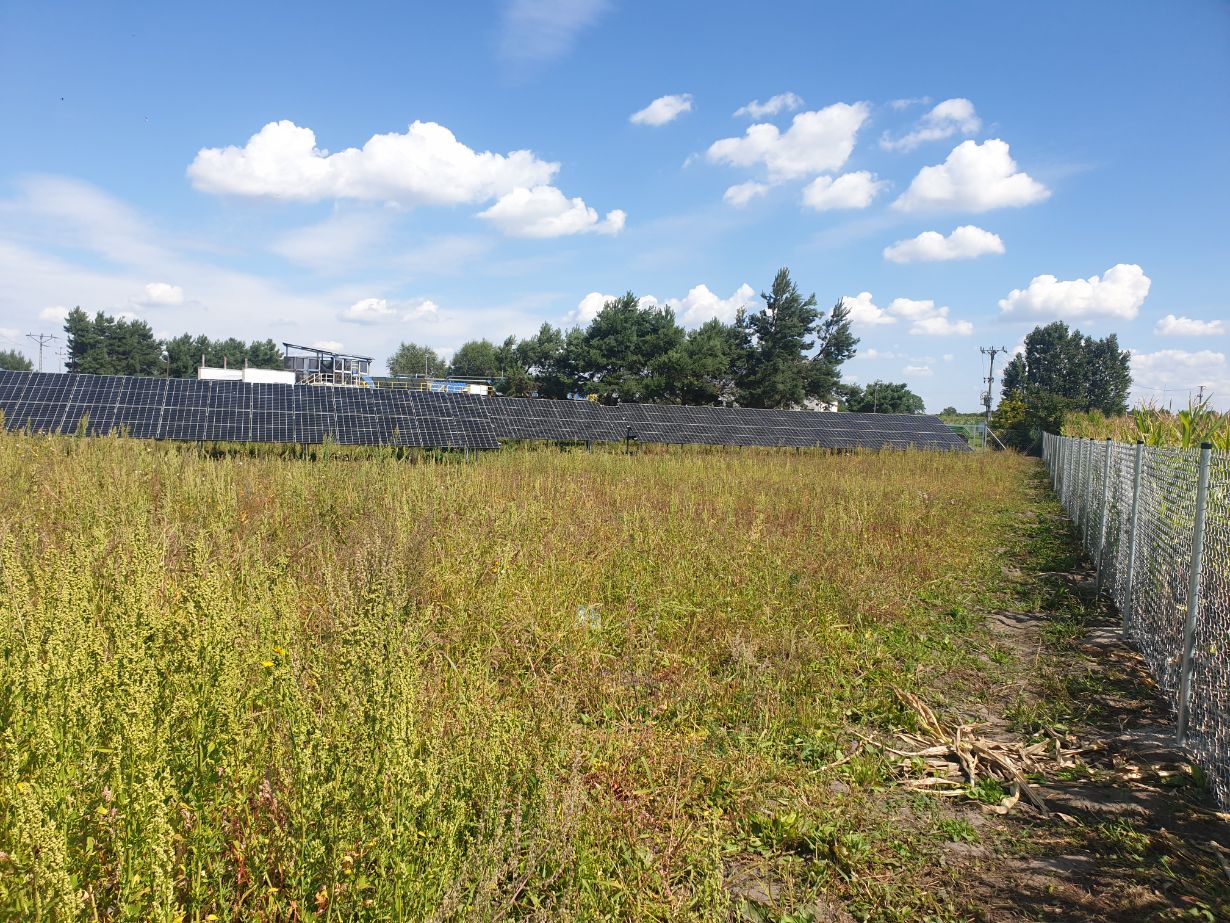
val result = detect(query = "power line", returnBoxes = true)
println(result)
[979,346,1008,430]
[25,333,58,373]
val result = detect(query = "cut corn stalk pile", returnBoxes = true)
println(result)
[880,689,1085,816]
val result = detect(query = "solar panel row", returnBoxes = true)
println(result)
[0,370,970,452]
[0,372,500,449]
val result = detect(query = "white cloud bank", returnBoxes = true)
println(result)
[39,306,70,323]
[840,292,895,327]
[189,119,622,238]
[1154,314,1225,336]
[733,92,804,119]
[888,297,974,336]
[706,102,869,181]
[404,299,439,322]
[669,283,757,325]
[883,225,1004,262]
[999,263,1151,321]
[138,282,184,306]
[567,283,757,327]
[840,293,973,335]
[341,297,396,324]
[478,185,625,238]
[801,171,887,211]
[189,120,555,205]
[630,93,693,126]
[881,98,980,152]
[1131,349,1230,407]
[341,296,440,325]
[893,139,1050,212]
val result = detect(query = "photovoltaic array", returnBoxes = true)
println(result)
[0,370,969,452]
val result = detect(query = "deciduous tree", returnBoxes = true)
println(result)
[0,349,32,372]
[388,342,445,378]
[841,381,925,414]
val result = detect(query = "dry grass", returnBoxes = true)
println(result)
[0,434,1037,920]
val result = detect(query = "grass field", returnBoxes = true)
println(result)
[0,436,1122,919]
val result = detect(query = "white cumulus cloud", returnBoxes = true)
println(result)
[567,283,757,328]
[340,297,396,324]
[630,93,693,126]
[999,263,1151,321]
[883,225,1004,262]
[733,92,804,119]
[888,297,974,336]
[841,292,896,327]
[188,120,559,206]
[903,365,934,377]
[706,102,870,181]
[1131,349,1230,407]
[570,292,612,325]
[801,171,887,211]
[668,283,757,325]
[139,281,184,306]
[881,98,980,152]
[39,306,70,323]
[479,186,625,238]
[312,340,344,352]
[403,299,440,322]
[892,139,1050,212]
[1154,314,1225,336]
[723,181,770,208]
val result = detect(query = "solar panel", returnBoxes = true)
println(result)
[486,398,971,452]
[0,372,969,453]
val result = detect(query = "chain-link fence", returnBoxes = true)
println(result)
[1042,433,1230,806]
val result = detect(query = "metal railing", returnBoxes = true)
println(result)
[1042,433,1229,805]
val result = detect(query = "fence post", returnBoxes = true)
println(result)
[1060,436,1066,493]
[1177,442,1213,745]
[1122,440,1144,634]
[1095,438,1113,596]
[1083,439,1093,551]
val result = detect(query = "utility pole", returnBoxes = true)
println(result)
[979,346,1008,431]
[1197,384,1206,404]
[26,333,58,373]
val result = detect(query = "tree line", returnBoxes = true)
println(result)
[994,320,1131,449]
[60,308,283,377]
[391,268,898,410]
[29,269,941,414]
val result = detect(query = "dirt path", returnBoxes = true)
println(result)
[950,526,1230,920]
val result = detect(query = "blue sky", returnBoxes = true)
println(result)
[1,0,1228,411]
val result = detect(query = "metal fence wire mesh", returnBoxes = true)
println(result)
[1042,433,1228,806]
